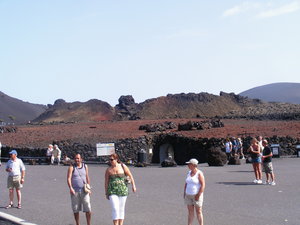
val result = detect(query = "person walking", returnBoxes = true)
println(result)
[262,140,276,185]
[105,153,136,225]
[248,138,262,184]
[5,150,26,209]
[67,153,92,225]
[184,158,205,225]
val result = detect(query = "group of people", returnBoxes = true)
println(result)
[67,153,205,225]
[224,136,276,186]
[46,144,62,165]
[67,153,137,225]
[248,136,276,185]
[224,137,244,160]
[2,137,277,225]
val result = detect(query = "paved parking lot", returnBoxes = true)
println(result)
[0,158,300,225]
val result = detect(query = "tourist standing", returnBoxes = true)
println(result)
[184,158,205,225]
[262,140,276,185]
[46,144,53,165]
[237,138,245,159]
[105,153,136,225]
[67,153,92,225]
[51,144,61,165]
[248,138,262,184]
[225,138,232,160]
[5,150,26,209]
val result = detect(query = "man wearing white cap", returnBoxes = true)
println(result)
[5,150,26,209]
[184,158,205,225]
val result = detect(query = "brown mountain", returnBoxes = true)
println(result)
[33,92,300,123]
[0,91,47,124]
[33,99,114,123]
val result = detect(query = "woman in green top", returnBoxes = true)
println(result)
[105,153,136,225]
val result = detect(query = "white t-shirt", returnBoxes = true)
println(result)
[6,158,26,176]
[225,141,232,153]
[185,170,203,195]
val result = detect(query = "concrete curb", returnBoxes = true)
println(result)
[0,212,37,225]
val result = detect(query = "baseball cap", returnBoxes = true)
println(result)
[9,150,18,155]
[185,158,198,165]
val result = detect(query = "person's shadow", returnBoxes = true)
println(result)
[217,181,259,186]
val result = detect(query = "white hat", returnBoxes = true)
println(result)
[185,158,198,165]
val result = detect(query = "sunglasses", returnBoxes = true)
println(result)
[109,158,115,161]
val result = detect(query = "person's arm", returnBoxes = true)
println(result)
[20,170,25,184]
[123,164,137,192]
[248,146,260,154]
[6,161,11,172]
[262,148,273,159]
[183,183,187,199]
[67,166,75,195]
[195,172,205,201]
[105,168,110,199]
[84,164,92,194]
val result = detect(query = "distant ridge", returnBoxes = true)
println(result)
[239,82,300,104]
[0,91,47,124]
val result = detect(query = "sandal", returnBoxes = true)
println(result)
[17,204,21,209]
[5,203,13,209]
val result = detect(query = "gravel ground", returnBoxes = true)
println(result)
[0,158,300,225]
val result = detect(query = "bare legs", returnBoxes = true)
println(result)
[86,212,91,225]
[187,205,203,225]
[113,219,124,225]
[8,188,21,206]
[252,163,262,180]
[73,212,91,225]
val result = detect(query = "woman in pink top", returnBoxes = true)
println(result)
[184,158,205,225]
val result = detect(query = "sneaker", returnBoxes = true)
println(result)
[253,179,258,183]
[263,181,269,185]
[257,180,263,184]
[270,181,276,186]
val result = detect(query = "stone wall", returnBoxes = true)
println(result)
[1,135,300,165]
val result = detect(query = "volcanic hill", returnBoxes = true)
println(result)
[33,92,300,123]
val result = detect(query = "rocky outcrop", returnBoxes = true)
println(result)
[139,121,177,132]
[178,119,224,131]
[206,147,228,166]
[114,95,141,120]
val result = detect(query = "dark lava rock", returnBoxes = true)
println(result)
[206,147,227,166]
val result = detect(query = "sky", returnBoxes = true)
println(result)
[0,0,299,106]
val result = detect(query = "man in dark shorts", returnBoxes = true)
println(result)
[262,140,276,185]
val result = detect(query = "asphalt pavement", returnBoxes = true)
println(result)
[0,158,300,225]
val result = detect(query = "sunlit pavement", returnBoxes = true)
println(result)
[0,158,300,225]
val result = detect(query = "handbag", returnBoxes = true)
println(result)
[84,183,92,194]
[121,163,131,185]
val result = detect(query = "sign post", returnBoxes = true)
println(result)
[96,143,115,156]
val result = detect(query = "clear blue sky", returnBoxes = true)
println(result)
[1,0,299,106]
